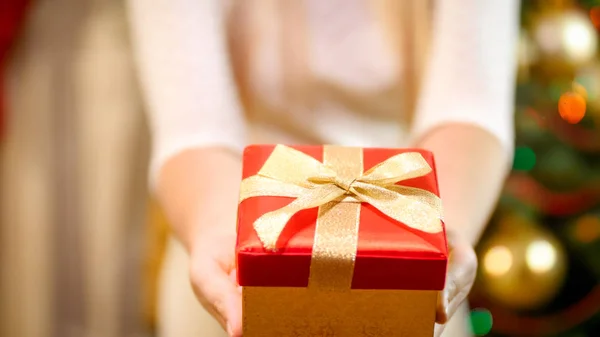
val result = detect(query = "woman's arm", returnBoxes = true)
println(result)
[411,2,520,334]
[127,1,245,334]
[127,0,245,250]
[412,0,521,245]
[418,125,510,245]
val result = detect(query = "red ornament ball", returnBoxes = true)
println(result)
[591,7,600,30]
[558,92,586,124]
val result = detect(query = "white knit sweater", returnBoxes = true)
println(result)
[127,0,520,184]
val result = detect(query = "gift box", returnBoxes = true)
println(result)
[236,145,448,337]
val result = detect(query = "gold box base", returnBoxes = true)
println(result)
[243,286,437,337]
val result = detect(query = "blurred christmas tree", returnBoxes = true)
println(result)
[469,1,600,336]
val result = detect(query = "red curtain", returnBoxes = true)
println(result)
[0,0,31,138]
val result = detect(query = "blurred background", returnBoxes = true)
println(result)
[1,0,600,337]
[469,1,600,336]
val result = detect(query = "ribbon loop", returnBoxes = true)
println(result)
[359,152,433,186]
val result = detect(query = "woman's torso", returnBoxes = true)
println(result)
[225,0,430,147]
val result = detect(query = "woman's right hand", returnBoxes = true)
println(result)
[156,148,244,337]
[189,226,242,337]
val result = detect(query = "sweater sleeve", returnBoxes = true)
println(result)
[127,0,246,186]
[411,0,520,155]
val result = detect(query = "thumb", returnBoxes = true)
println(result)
[436,236,478,324]
[190,258,243,336]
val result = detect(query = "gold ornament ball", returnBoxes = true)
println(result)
[517,30,539,81]
[518,30,539,67]
[532,9,598,66]
[478,214,568,311]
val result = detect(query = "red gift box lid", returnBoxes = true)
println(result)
[236,145,448,291]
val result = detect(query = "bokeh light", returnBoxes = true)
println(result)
[526,240,558,274]
[573,215,600,243]
[470,308,493,336]
[590,7,600,29]
[576,64,600,104]
[558,92,586,124]
[518,30,539,71]
[534,10,597,64]
[572,81,588,101]
[483,245,513,277]
[563,13,597,62]
[513,146,536,171]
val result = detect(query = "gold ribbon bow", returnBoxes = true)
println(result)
[240,145,443,290]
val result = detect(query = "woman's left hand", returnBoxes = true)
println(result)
[434,229,479,337]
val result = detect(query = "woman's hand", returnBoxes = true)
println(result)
[163,136,491,337]
[434,229,478,337]
[416,124,510,336]
[187,225,477,337]
[156,148,245,337]
[188,226,243,337]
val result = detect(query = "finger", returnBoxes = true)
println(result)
[436,291,449,324]
[433,322,444,337]
[436,237,478,324]
[227,269,243,337]
[437,233,458,323]
[190,257,243,336]
[434,304,473,337]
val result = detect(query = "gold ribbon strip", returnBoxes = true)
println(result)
[239,145,443,290]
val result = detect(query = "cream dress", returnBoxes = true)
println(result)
[127,0,520,336]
